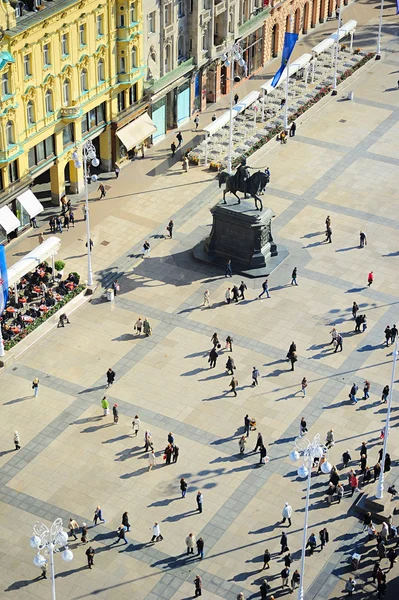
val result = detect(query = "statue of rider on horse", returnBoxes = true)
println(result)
[218,157,269,211]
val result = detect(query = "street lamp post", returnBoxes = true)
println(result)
[223,42,246,174]
[290,434,332,600]
[332,1,343,95]
[376,338,398,499]
[72,141,100,286]
[376,0,385,60]
[30,518,73,600]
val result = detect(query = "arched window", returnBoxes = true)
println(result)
[80,68,88,92]
[63,78,71,105]
[131,47,137,69]
[26,100,35,126]
[97,58,105,82]
[6,120,14,145]
[45,89,53,114]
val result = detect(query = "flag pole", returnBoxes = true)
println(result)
[0,326,4,358]
[283,14,293,130]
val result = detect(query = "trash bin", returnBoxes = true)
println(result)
[348,90,354,101]
[106,288,114,302]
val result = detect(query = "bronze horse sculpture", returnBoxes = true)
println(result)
[218,169,267,211]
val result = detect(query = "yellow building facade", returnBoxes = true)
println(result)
[0,0,146,241]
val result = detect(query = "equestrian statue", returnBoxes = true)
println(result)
[218,158,269,211]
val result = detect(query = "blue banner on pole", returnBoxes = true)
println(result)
[271,32,299,88]
[0,245,8,316]
[397,0,399,14]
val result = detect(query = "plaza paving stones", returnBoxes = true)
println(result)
[2,11,399,600]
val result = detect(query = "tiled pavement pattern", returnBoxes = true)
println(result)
[2,22,399,600]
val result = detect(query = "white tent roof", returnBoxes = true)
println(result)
[0,206,21,234]
[203,91,260,135]
[312,20,357,55]
[7,236,61,287]
[261,53,312,93]
[17,190,44,218]
[116,113,157,150]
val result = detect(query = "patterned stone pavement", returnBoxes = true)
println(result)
[1,14,399,600]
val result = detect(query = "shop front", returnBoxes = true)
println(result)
[242,27,264,77]
[115,111,157,161]
[0,189,44,244]
[177,81,190,126]
[151,97,166,144]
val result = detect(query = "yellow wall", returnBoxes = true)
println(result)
[0,0,144,203]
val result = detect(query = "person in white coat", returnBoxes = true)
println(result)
[186,533,196,555]
[148,450,156,471]
[132,415,140,436]
[281,502,292,527]
[151,522,163,542]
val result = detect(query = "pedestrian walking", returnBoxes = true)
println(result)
[342,449,351,467]
[378,580,387,600]
[326,429,335,448]
[203,289,211,307]
[232,284,239,302]
[230,376,238,397]
[122,511,130,532]
[280,531,289,554]
[381,384,389,403]
[68,518,79,540]
[359,230,367,248]
[239,436,246,454]
[287,341,296,362]
[281,502,292,527]
[164,444,173,465]
[325,225,332,243]
[171,142,176,157]
[208,347,218,368]
[290,122,296,137]
[368,271,374,287]
[281,566,290,587]
[144,430,153,451]
[166,219,174,238]
[180,478,188,498]
[39,561,48,579]
[252,367,260,386]
[112,403,119,424]
[211,332,220,348]
[253,432,264,452]
[194,575,202,597]
[211,113,217,122]
[86,546,95,568]
[345,577,356,596]
[225,259,233,277]
[196,491,203,513]
[143,318,152,336]
[86,238,94,251]
[148,450,156,471]
[176,131,183,148]
[114,164,120,178]
[306,533,317,555]
[173,445,179,463]
[384,325,391,346]
[337,483,344,502]
[349,473,359,496]
[262,549,271,570]
[142,240,151,257]
[387,547,397,569]
[134,317,143,334]
[14,431,20,450]
[225,335,233,352]
[132,415,140,436]
[93,506,105,525]
[196,537,204,559]
[234,93,239,105]
[300,417,308,436]
[349,383,358,403]
[259,445,267,465]
[258,278,270,299]
[151,522,163,542]
[244,414,250,437]
[334,332,343,352]
[112,280,120,295]
[319,527,329,550]
[291,570,300,592]
[391,324,398,344]
[260,579,269,600]
[32,378,39,397]
[98,183,106,199]
[363,380,370,399]
[101,396,109,416]
[226,355,235,374]
[194,114,200,130]
[352,302,359,319]
[301,377,307,396]
[113,525,128,545]
[239,281,247,299]
[106,368,115,388]
[374,462,381,482]
[186,533,196,554]
[225,288,231,304]
[291,267,298,285]
[290,351,297,371]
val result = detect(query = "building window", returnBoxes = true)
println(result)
[81,101,106,134]
[45,89,53,114]
[120,57,126,73]
[0,170,3,191]
[8,160,18,183]
[63,79,71,105]
[131,47,137,69]
[129,83,137,105]
[24,54,31,77]
[63,123,74,147]
[26,100,35,126]
[43,43,51,67]
[97,14,103,36]
[61,33,69,56]
[178,0,184,17]
[190,0,193,12]
[148,11,155,33]
[6,120,14,145]
[15,2,23,17]
[164,45,171,73]
[28,135,55,168]
[97,58,105,82]
[80,68,88,93]
[79,23,86,46]
[164,4,171,25]
[117,91,126,112]
[178,36,184,59]
[202,33,207,51]
[1,72,9,96]
[120,14,125,27]
[130,2,137,23]
[229,12,234,33]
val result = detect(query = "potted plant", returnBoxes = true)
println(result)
[54,260,65,280]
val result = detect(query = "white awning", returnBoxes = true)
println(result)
[7,236,61,287]
[203,91,260,135]
[0,206,21,234]
[116,112,157,150]
[312,20,357,55]
[261,54,312,93]
[311,37,335,55]
[17,190,44,218]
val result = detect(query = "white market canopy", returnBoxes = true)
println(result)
[203,90,260,136]
[261,53,312,94]
[7,236,61,287]
[116,112,157,150]
[0,206,21,234]
[16,190,44,218]
[312,20,357,55]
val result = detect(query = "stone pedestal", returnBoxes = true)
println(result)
[354,491,398,524]
[193,200,288,277]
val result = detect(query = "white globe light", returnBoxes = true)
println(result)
[298,465,309,478]
[321,461,332,474]
[224,59,230,67]
[289,450,300,462]
[91,174,98,183]
[29,535,41,549]
[71,151,79,161]
[314,446,324,459]
[61,548,73,562]
[87,149,96,160]
[57,531,68,546]
[74,160,82,169]
[92,157,100,167]
[239,58,246,67]
[33,553,46,568]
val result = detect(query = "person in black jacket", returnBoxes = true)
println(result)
[106,368,115,388]
[122,512,130,532]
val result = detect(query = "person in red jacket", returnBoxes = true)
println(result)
[368,271,374,287]
[350,473,359,496]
